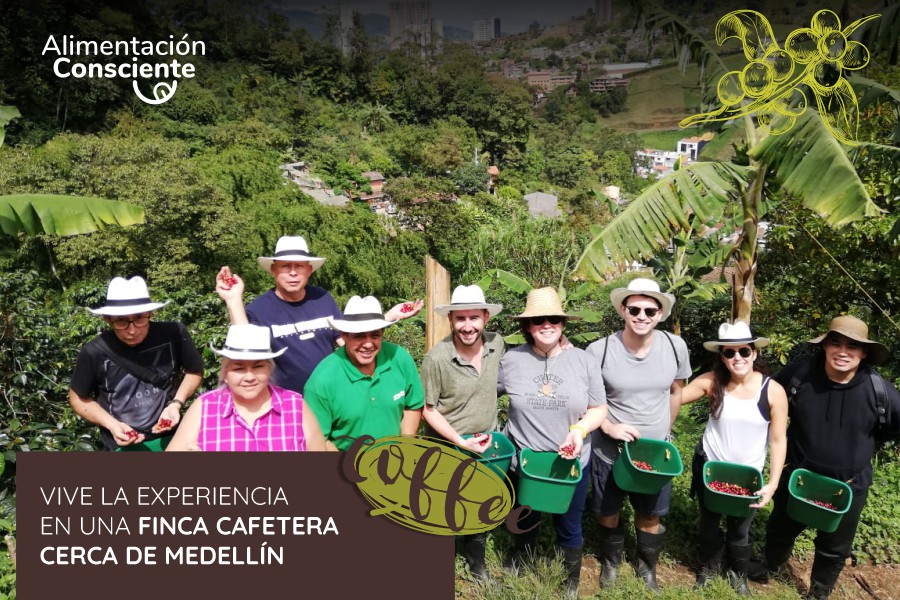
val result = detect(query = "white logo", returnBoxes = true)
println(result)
[133,81,178,105]
[43,34,204,105]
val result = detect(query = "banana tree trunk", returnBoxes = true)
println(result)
[732,171,762,324]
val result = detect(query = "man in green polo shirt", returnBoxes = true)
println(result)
[421,284,504,581]
[304,295,423,452]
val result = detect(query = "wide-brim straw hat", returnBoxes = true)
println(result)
[703,321,770,351]
[511,287,582,320]
[434,284,503,317]
[808,315,890,365]
[211,324,287,360]
[88,276,170,316]
[609,277,675,321]
[257,235,326,273]
[328,295,395,333]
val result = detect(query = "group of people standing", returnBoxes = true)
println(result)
[68,234,899,600]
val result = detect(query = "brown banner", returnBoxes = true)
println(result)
[17,452,454,599]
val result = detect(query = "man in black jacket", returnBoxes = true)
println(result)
[751,316,900,599]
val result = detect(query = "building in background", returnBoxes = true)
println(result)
[473,17,501,42]
[389,1,442,54]
[333,5,355,57]
[595,0,613,24]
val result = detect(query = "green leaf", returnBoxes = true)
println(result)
[0,453,4,479]
[0,194,145,237]
[489,269,533,294]
[573,161,752,280]
[749,111,879,226]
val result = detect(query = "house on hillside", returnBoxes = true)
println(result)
[677,132,714,161]
[360,171,386,199]
[280,161,349,206]
[524,191,562,218]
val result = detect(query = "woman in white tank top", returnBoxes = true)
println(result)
[681,321,788,595]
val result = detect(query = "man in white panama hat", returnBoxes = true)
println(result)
[420,284,504,580]
[215,235,422,395]
[69,276,203,450]
[303,295,424,452]
[586,277,691,592]
[750,315,900,599]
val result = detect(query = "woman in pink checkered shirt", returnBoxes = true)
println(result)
[167,324,326,451]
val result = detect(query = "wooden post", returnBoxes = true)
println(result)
[425,256,451,352]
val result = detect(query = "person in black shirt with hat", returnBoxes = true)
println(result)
[751,315,900,599]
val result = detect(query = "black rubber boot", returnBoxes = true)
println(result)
[695,529,724,588]
[726,542,752,596]
[560,545,583,598]
[504,528,539,573]
[635,525,666,592]
[461,533,487,581]
[804,551,845,600]
[598,525,625,587]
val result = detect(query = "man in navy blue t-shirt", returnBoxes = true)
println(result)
[216,235,422,394]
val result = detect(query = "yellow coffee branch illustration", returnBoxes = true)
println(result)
[680,9,880,145]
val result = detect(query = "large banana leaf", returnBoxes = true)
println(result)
[0,194,145,236]
[749,111,879,226]
[573,161,752,280]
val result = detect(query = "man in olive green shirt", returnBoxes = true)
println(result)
[421,285,504,581]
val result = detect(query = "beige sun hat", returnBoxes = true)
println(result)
[328,296,395,333]
[211,324,287,360]
[511,287,582,320]
[88,276,169,316]
[703,321,770,352]
[609,278,675,321]
[808,315,889,365]
[434,285,503,317]
[257,235,326,273]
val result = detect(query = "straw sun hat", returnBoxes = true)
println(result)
[808,315,890,365]
[511,287,581,320]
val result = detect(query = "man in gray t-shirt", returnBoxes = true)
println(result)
[586,278,691,592]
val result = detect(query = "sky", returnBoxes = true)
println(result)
[275,0,597,33]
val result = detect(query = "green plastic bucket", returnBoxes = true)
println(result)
[786,469,853,533]
[612,438,683,494]
[460,431,515,477]
[703,461,763,518]
[517,448,583,514]
[116,435,173,452]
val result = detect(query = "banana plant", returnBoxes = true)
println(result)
[574,2,894,324]
[0,106,145,237]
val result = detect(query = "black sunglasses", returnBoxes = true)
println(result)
[721,347,753,359]
[528,316,565,326]
[625,306,660,318]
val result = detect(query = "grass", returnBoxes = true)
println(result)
[453,418,821,599]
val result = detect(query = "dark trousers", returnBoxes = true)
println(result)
[765,471,868,567]
[692,447,755,547]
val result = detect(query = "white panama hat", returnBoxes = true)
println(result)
[328,296,395,333]
[88,276,169,316]
[609,278,675,321]
[433,285,503,317]
[257,236,326,273]
[703,321,770,351]
[211,324,287,360]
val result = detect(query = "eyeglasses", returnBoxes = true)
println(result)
[528,316,565,326]
[721,347,753,359]
[625,306,660,318]
[110,316,150,330]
